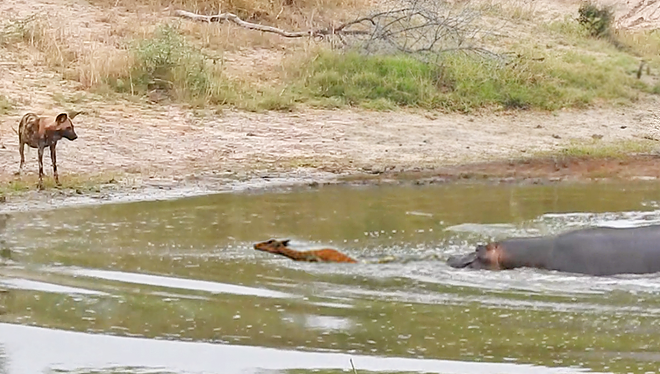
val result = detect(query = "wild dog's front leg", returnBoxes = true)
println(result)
[37,146,45,190]
[50,144,59,186]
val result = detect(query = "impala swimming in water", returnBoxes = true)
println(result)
[254,239,358,263]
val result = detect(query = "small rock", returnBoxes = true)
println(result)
[621,125,628,129]
[552,134,561,139]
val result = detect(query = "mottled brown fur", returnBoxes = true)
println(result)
[16,111,80,189]
[254,239,358,263]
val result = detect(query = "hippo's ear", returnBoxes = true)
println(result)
[56,113,68,123]
[478,243,497,252]
[475,244,488,252]
[281,239,290,246]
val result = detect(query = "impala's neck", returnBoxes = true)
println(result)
[274,247,315,261]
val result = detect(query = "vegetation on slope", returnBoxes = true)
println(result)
[0,0,659,112]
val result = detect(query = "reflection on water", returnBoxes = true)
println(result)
[0,278,106,296]
[58,268,296,299]
[0,345,6,374]
[0,323,595,374]
[3,182,660,373]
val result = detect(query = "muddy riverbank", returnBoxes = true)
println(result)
[2,152,660,213]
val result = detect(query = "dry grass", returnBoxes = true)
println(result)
[615,30,660,62]
[88,0,369,29]
[477,0,541,22]
[0,13,134,90]
[1,15,75,68]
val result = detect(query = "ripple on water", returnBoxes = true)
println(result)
[0,278,108,296]
[48,267,296,299]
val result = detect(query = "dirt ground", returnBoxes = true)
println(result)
[1,0,660,209]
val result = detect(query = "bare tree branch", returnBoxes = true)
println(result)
[175,0,505,61]
[174,9,370,37]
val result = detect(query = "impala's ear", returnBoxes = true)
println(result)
[281,239,290,246]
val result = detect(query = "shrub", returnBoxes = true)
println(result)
[578,2,614,38]
[0,95,13,115]
[108,24,229,105]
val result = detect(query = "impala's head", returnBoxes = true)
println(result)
[254,239,291,254]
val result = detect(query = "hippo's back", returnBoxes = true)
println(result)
[549,225,660,275]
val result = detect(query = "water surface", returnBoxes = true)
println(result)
[2,182,660,374]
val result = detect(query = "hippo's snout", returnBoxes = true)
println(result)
[447,251,478,268]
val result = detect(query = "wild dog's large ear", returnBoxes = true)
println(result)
[68,110,84,120]
[281,239,290,246]
[56,113,68,123]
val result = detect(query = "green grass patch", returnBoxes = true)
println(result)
[106,24,233,106]
[536,139,656,159]
[0,173,119,195]
[290,49,646,112]
[0,95,13,114]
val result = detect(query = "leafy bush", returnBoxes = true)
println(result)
[109,24,228,105]
[0,95,13,115]
[578,2,614,38]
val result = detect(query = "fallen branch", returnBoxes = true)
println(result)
[176,1,503,60]
[174,9,371,38]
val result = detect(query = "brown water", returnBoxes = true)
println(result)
[3,182,660,374]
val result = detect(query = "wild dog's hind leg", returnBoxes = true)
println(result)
[15,141,25,176]
[37,146,45,190]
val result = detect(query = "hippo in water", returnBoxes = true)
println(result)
[447,224,660,276]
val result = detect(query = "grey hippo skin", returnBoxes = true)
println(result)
[447,224,660,276]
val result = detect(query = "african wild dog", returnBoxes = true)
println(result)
[15,111,81,189]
